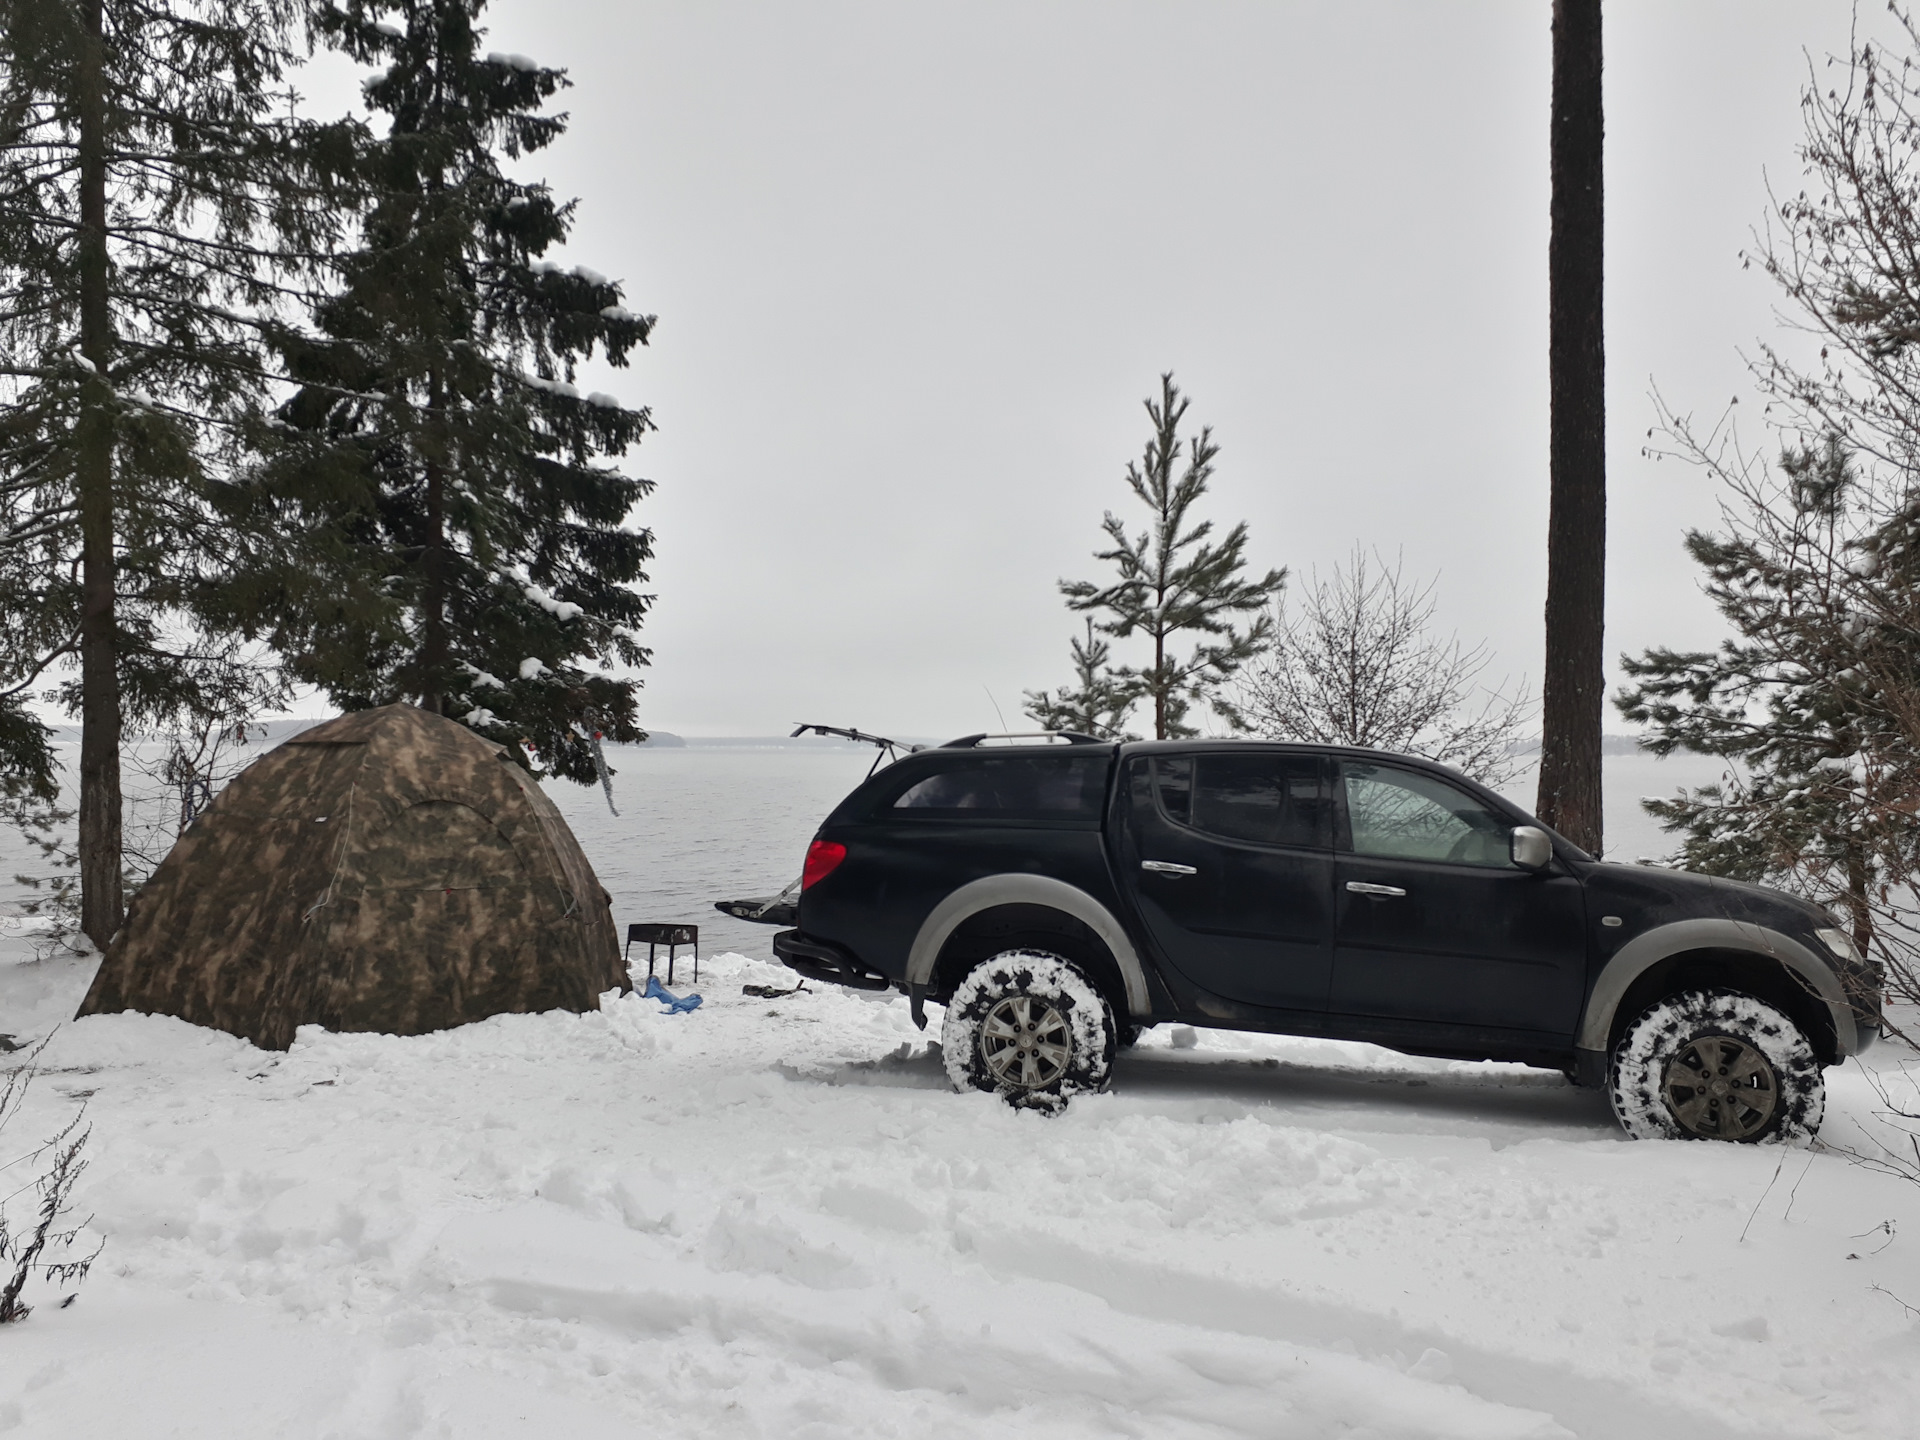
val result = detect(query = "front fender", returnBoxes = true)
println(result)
[905,873,1151,1018]
[1576,916,1861,1062]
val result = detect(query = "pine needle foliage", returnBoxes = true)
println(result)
[1619,434,1920,957]
[1625,14,1920,1008]
[1061,374,1284,740]
[214,0,656,784]
[1022,619,1140,741]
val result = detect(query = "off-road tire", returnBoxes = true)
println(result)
[941,950,1115,1110]
[1608,988,1824,1143]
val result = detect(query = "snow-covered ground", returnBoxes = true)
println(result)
[6,933,1920,1439]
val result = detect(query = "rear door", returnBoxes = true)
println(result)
[1121,750,1335,1013]
[1330,760,1587,1036]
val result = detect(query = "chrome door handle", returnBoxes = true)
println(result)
[1346,881,1406,897]
[1141,860,1198,876]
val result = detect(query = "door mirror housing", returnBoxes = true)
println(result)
[1510,825,1553,871]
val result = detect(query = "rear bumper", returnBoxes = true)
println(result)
[772,929,893,991]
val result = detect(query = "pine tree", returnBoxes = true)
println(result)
[1022,619,1139,740]
[1618,436,1920,963]
[1631,14,1920,1007]
[0,0,353,944]
[1061,374,1285,740]
[212,0,655,783]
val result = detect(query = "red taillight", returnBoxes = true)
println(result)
[801,839,847,890]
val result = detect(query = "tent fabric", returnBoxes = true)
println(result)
[77,705,625,1050]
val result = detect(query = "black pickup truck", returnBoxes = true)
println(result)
[768,734,1880,1139]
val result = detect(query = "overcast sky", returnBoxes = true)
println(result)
[398,2,1876,737]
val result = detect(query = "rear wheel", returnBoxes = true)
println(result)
[1608,988,1824,1142]
[941,950,1115,1110]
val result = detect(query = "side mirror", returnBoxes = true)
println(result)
[1510,825,1553,871]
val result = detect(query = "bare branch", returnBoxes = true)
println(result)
[1233,547,1532,784]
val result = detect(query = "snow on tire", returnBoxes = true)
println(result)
[941,950,1115,1110]
[1608,988,1824,1143]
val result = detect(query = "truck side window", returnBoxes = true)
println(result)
[1342,762,1513,868]
[891,755,1109,817]
[1192,754,1328,848]
[1151,756,1192,823]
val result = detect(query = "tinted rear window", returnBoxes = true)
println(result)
[1154,753,1330,848]
[891,755,1110,818]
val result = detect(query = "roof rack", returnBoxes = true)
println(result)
[938,731,1105,749]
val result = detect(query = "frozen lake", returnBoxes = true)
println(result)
[2,736,1734,958]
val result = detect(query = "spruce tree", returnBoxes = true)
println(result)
[1022,619,1139,741]
[1061,374,1285,740]
[215,0,655,783]
[0,0,353,944]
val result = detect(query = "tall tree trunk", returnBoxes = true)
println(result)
[1536,0,1607,855]
[420,367,447,714]
[421,459,446,714]
[76,0,123,947]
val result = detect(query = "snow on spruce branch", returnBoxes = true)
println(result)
[506,566,583,622]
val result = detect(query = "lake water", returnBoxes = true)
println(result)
[3,739,1734,961]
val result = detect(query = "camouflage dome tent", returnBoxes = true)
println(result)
[78,705,625,1049]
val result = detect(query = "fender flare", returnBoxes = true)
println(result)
[1577,917,1860,1058]
[905,873,1152,1019]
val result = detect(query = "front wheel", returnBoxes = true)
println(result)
[941,950,1116,1109]
[1608,988,1825,1143]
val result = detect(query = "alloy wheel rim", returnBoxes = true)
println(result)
[980,993,1072,1089]
[1662,1033,1779,1140]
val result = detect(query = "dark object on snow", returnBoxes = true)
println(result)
[742,980,808,999]
[75,705,624,1050]
[715,881,797,928]
[643,975,702,1013]
[626,922,697,985]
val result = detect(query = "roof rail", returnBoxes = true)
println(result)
[938,730,1105,749]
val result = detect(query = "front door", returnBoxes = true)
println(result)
[1120,750,1335,1014]
[1331,761,1587,1037]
